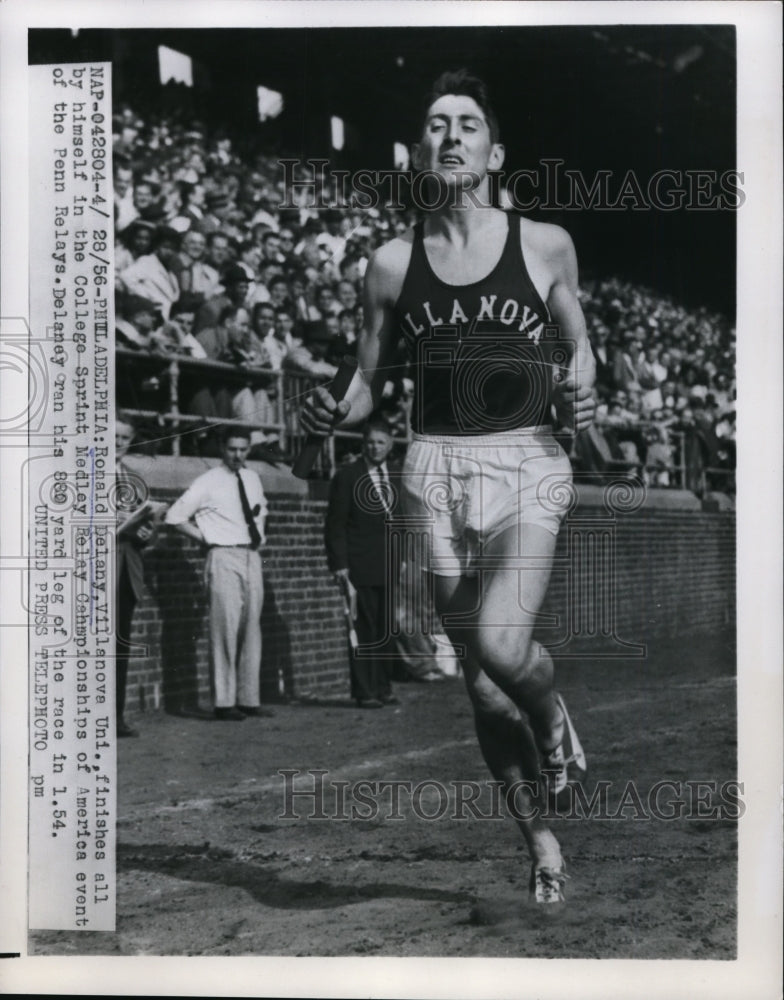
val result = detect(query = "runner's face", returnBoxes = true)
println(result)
[416,94,504,184]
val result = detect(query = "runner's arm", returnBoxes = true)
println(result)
[547,232,596,433]
[300,251,399,434]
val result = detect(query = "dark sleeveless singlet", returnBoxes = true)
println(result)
[393,213,565,435]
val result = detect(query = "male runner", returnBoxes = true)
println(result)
[302,70,596,904]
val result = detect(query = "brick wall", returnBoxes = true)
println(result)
[537,507,736,658]
[122,468,735,715]
[125,490,346,713]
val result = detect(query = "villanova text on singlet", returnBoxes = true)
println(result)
[393,213,567,435]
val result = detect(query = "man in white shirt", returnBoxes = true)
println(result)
[165,430,271,720]
[118,226,182,320]
[114,162,138,234]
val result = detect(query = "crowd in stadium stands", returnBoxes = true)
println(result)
[112,104,735,493]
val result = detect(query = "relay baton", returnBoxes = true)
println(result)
[291,355,359,479]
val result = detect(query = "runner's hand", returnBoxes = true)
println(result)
[554,375,596,433]
[300,385,351,436]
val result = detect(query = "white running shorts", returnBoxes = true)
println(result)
[401,426,573,577]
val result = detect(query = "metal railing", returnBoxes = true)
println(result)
[117,350,405,472]
[118,350,734,493]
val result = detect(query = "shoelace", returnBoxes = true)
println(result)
[541,746,582,794]
[531,866,569,903]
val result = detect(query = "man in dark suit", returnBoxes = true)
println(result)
[115,417,163,736]
[325,419,398,708]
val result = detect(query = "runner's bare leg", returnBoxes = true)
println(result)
[432,521,566,866]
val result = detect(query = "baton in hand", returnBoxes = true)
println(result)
[292,355,359,479]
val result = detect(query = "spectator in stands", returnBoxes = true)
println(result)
[637,345,668,414]
[226,306,283,455]
[602,391,634,428]
[314,285,340,320]
[284,271,310,323]
[250,300,276,342]
[278,226,296,257]
[338,252,364,284]
[195,263,252,333]
[180,303,252,440]
[324,313,341,340]
[335,279,359,313]
[259,230,283,264]
[239,242,264,284]
[196,302,252,364]
[284,320,338,380]
[714,410,736,491]
[200,187,234,234]
[642,424,673,487]
[117,225,182,320]
[132,179,166,224]
[205,231,233,273]
[116,293,162,352]
[275,307,300,344]
[251,303,296,371]
[710,372,733,414]
[178,229,221,302]
[267,276,290,309]
[294,218,326,269]
[156,295,208,358]
[588,323,614,397]
[337,308,358,348]
[690,396,721,487]
[612,331,642,393]
[115,219,157,273]
[114,161,137,232]
[318,210,347,267]
[171,179,207,230]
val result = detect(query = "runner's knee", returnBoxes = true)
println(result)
[473,628,534,679]
[466,670,519,722]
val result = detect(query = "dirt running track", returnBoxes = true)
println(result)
[31,630,737,959]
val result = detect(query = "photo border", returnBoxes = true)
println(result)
[1,1,781,997]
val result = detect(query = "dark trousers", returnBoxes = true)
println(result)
[351,585,393,702]
[116,562,137,719]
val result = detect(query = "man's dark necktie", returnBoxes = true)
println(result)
[375,465,392,514]
[235,470,261,549]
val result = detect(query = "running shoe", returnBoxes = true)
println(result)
[540,693,587,806]
[529,863,568,904]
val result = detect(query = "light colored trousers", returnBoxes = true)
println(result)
[205,546,264,708]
